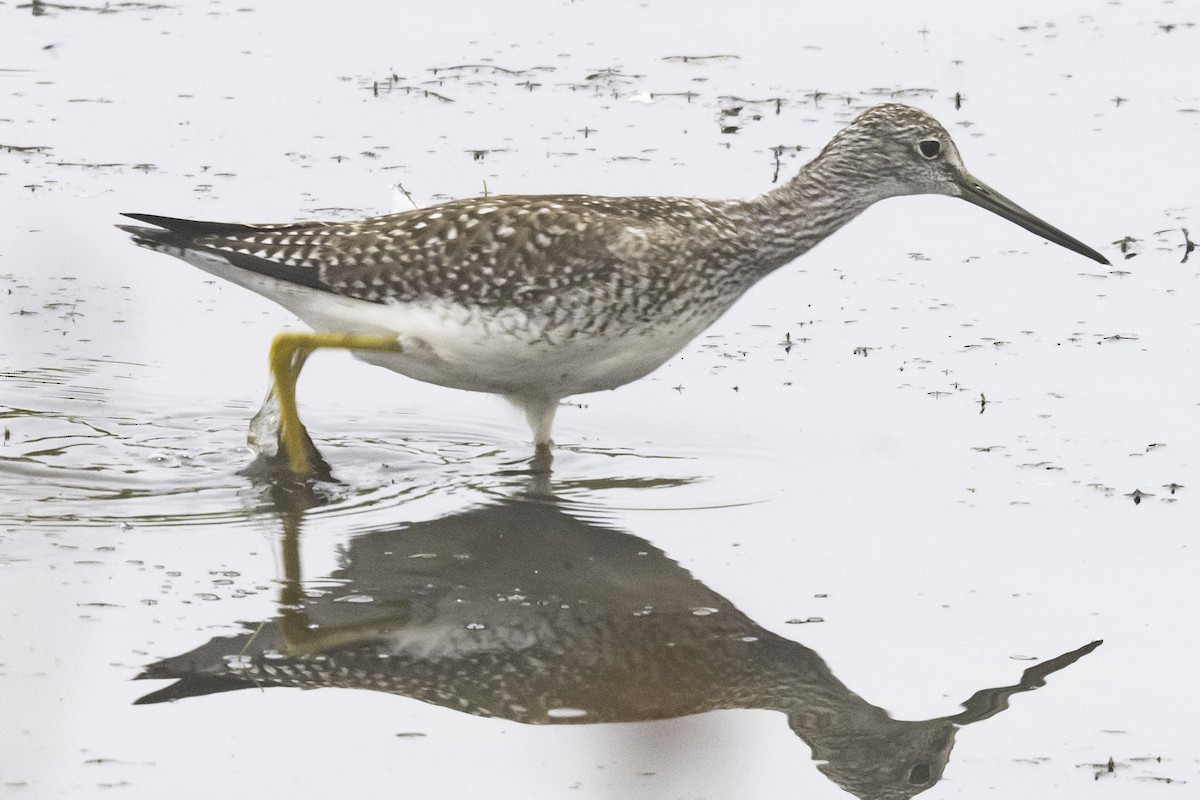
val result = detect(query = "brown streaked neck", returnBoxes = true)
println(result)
[734,148,893,276]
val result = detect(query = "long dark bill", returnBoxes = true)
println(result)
[958,175,1110,265]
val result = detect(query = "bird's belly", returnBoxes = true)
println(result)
[167,244,735,399]
[353,301,702,399]
[168,254,707,398]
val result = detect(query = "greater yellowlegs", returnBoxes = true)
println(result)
[120,103,1107,475]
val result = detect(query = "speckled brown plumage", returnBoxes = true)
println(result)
[119,103,1106,450]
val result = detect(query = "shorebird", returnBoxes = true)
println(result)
[120,103,1107,476]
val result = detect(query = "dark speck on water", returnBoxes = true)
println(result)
[1125,489,1153,505]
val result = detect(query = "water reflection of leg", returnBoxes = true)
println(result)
[274,503,410,657]
[531,442,554,476]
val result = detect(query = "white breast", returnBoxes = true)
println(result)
[175,247,707,400]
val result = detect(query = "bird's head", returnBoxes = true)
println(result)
[819,103,1108,265]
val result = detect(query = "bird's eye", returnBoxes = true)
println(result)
[918,139,941,159]
[908,763,932,784]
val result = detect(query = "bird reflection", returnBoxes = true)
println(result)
[135,492,1099,800]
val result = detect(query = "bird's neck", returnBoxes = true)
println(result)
[735,153,892,275]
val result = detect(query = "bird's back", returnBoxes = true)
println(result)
[121,194,770,398]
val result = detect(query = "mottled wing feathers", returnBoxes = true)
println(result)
[120,196,696,309]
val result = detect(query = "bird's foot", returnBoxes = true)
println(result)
[248,330,402,479]
[244,384,332,483]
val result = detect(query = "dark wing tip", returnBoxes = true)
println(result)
[117,221,176,249]
[121,212,171,226]
[120,212,256,237]
[132,675,257,705]
[118,213,330,292]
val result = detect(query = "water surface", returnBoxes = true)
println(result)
[2,1,1197,797]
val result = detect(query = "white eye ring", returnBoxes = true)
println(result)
[918,138,942,159]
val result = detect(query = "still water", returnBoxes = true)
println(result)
[2,1,1197,797]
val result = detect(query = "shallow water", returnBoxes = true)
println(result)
[2,1,1197,797]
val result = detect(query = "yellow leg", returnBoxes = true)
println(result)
[267,331,403,475]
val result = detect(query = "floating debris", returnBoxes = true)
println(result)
[466,149,508,162]
[770,144,805,183]
[650,90,700,103]
[25,0,169,14]
[365,75,456,102]
[430,63,532,76]
[584,67,644,82]
[662,54,741,63]
[718,95,785,114]
[1125,489,1153,505]
[1111,235,1141,259]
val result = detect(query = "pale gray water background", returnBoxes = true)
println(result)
[1,0,1197,797]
